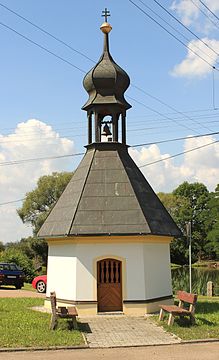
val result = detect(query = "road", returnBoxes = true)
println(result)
[0,343,218,360]
[0,287,45,298]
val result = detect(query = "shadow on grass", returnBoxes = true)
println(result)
[196,302,219,314]
[173,316,215,328]
[56,320,92,333]
[78,322,92,333]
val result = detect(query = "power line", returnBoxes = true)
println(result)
[139,139,219,168]
[0,2,96,65]
[0,21,86,74]
[127,0,217,64]
[127,95,198,133]
[198,0,219,24]
[0,199,25,206]
[0,131,218,167]
[0,111,218,138]
[151,0,219,57]
[190,0,219,30]
[0,3,215,133]
[0,107,218,134]
[132,131,219,147]
[130,85,213,132]
[0,117,218,145]
[128,0,219,71]
[0,20,200,134]
[1,138,218,206]
[0,151,85,167]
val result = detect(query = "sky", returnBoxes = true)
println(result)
[0,0,218,244]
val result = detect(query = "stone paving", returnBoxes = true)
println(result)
[79,315,180,348]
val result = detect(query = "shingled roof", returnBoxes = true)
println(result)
[38,143,181,238]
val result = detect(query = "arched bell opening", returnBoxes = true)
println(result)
[101,116,112,142]
[97,258,123,312]
[87,110,127,145]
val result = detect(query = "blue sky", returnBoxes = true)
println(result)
[0,0,218,243]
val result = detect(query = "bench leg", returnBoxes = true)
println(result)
[168,313,174,326]
[72,316,78,330]
[159,308,165,321]
[190,314,196,325]
[50,314,58,330]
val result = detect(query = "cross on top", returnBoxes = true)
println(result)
[102,8,110,22]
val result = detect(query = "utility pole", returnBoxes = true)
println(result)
[186,221,192,293]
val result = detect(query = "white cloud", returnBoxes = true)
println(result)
[0,119,75,244]
[129,135,219,193]
[170,38,219,77]
[170,0,199,26]
[170,0,219,28]
[170,1,219,78]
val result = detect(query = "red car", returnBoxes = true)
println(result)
[32,275,47,293]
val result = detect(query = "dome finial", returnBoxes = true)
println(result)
[100,8,112,33]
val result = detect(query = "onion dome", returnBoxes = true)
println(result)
[82,20,131,111]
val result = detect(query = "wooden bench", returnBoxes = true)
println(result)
[50,291,78,330]
[159,290,198,326]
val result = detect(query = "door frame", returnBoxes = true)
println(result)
[93,255,126,311]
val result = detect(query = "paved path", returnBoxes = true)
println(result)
[0,343,219,360]
[79,315,180,347]
[0,287,45,298]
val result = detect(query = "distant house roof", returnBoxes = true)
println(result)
[38,143,181,239]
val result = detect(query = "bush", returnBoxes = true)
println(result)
[0,248,36,282]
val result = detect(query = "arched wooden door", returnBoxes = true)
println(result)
[97,258,122,312]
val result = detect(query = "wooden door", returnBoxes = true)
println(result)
[97,258,122,312]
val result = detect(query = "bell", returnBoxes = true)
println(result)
[102,123,112,136]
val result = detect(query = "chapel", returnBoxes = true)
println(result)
[38,10,181,315]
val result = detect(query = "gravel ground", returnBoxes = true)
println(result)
[0,287,45,298]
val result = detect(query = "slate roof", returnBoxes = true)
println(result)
[38,143,181,238]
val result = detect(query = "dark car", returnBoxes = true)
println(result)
[0,262,25,289]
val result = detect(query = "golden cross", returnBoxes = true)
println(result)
[102,8,110,22]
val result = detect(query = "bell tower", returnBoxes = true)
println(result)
[82,9,131,145]
[38,9,181,317]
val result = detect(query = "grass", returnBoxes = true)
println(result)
[155,296,219,340]
[0,298,84,348]
[22,282,35,292]
[193,261,219,268]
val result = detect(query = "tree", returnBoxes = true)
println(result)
[158,192,190,264]
[0,247,36,282]
[173,182,211,262]
[206,184,219,257]
[18,237,48,267]
[17,172,72,235]
[0,241,5,253]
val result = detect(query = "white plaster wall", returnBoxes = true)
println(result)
[47,242,146,301]
[75,242,145,301]
[143,243,172,299]
[46,244,77,300]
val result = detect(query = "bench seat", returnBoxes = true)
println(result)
[159,291,198,326]
[50,292,78,330]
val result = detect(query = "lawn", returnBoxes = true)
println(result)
[22,282,35,292]
[156,296,219,340]
[0,298,84,348]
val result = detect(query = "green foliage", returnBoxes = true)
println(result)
[172,267,219,295]
[206,184,219,257]
[0,241,5,253]
[159,181,214,264]
[0,298,83,348]
[18,236,48,267]
[17,171,73,235]
[0,247,36,282]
